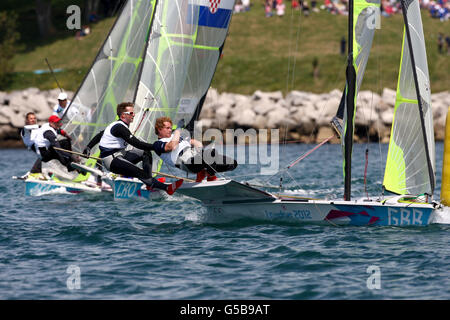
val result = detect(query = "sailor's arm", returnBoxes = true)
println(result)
[110,124,154,151]
[164,129,181,152]
[86,130,104,149]
[23,124,40,131]
[83,130,104,155]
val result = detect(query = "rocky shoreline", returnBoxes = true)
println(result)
[0,87,449,148]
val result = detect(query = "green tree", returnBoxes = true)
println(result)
[0,11,20,90]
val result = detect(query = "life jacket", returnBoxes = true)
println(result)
[33,123,58,149]
[99,120,129,151]
[158,134,191,167]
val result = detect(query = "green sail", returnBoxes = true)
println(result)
[130,0,236,173]
[383,0,435,196]
[61,0,157,181]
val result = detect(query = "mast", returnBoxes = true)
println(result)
[344,0,356,201]
[399,0,435,195]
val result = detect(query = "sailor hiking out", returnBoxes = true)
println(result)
[153,117,238,182]
[19,112,42,175]
[84,102,183,195]
[33,115,77,172]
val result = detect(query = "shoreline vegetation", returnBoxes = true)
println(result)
[2,5,449,94]
[0,3,448,147]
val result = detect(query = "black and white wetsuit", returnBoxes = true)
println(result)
[88,120,167,190]
[153,134,238,175]
[33,123,73,170]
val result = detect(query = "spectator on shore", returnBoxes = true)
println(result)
[235,0,245,12]
[75,25,91,40]
[311,0,319,12]
[243,0,251,11]
[446,34,450,55]
[438,32,444,53]
[302,0,310,16]
[292,0,300,9]
[265,0,273,17]
[89,12,100,23]
[276,0,286,16]
[235,0,251,13]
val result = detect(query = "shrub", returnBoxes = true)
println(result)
[0,11,20,90]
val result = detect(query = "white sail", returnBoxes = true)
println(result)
[383,0,435,196]
[62,0,157,156]
[130,0,235,145]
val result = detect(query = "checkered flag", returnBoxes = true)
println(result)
[209,0,221,13]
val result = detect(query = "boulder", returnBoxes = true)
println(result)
[381,88,396,108]
[266,105,296,128]
[9,95,30,114]
[355,102,377,126]
[199,102,216,119]
[380,107,394,125]
[253,114,268,129]
[205,87,219,105]
[0,110,10,125]
[195,118,213,132]
[285,90,313,106]
[252,90,283,102]
[0,91,7,105]
[230,107,256,128]
[215,104,231,119]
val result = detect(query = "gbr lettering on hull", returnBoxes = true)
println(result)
[387,207,426,226]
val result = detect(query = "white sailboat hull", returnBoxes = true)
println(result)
[178,179,441,226]
[23,177,112,196]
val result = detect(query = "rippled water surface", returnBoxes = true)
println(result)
[1,143,450,299]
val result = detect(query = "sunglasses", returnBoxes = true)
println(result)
[123,111,135,116]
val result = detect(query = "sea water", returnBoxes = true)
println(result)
[1,143,450,299]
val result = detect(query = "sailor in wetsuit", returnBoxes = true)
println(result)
[153,116,237,182]
[32,115,77,171]
[19,112,41,174]
[83,102,183,194]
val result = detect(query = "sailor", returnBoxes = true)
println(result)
[153,116,238,182]
[83,102,183,195]
[53,92,78,120]
[19,112,41,175]
[33,115,77,171]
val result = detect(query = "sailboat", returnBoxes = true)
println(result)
[17,0,155,196]
[46,0,236,200]
[176,0,447,226]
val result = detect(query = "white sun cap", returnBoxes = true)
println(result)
[57,92,68,100]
